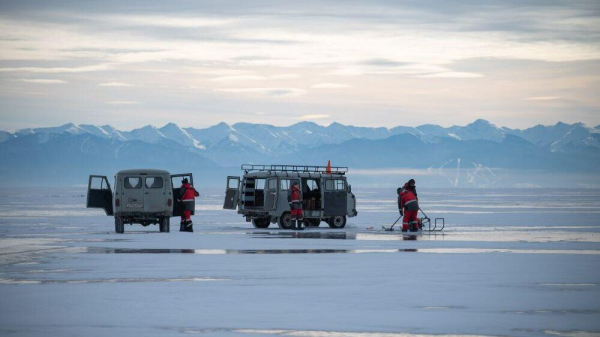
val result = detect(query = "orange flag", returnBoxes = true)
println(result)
[326,160,331,173]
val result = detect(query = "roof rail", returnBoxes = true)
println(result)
[241,164,348,174]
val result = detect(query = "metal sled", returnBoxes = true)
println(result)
[421,216,444,232]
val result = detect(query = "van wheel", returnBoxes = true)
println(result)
[115,217,124,234]
[305,219,320,227]
[159,217,170,233]
[277,212,294,230]
[328,216,346,229]
[252,218,270,229]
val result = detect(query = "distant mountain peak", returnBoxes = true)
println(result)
[466,119,497,128]
[161,122,180,128]
[293,121,319,127]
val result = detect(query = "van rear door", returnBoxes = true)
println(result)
[143,175,167,213]
[323,178,347,216]
[223,176,240,210]
[87,175,114,216]
[171,173,194,216]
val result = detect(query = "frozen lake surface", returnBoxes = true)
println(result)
[1,187,599,337]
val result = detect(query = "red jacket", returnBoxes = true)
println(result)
[180,183,199,201]
[400,190,418,211]
[290,185,302,203]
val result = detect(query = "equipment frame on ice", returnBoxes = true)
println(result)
[383,208,445,232]
[223,164,358,230]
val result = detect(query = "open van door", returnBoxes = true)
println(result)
[323,178,347,216]
[265,177,278,210]
[87,175,114,216]
[223,176,240,210]
[171,173,194,216]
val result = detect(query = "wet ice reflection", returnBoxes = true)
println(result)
[83,247,600,255]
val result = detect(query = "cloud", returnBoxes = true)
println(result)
[414,72,484,78]
[106,101,141,105]
[211,74,301,82]
[108,15,236,28]
[310,83,351,89]
[270,74,301,79]
[13,79,66,84]
[525,96,560,101]
[99,82,135,87]
[215,87,306,97]
[0,64,113,73]
[296,114,331,120]
[210,75,267,82]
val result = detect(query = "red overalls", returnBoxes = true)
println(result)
[400,190,419,231]
[180,183,199,232]
[289,185,303,222]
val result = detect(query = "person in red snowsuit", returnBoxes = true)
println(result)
[179,178,199,232]
[398,179,419,232]
[288,181,304,230]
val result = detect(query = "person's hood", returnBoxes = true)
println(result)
[182,183,191,188]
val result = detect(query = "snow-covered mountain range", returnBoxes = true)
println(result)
[3,119,600,158]
[1,119,599,186]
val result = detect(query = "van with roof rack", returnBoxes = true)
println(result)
[86,169,194,233]
[223,164,358,229]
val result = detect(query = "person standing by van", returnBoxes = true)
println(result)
[288,181,304,230]
[398,179,419,232]
[179,178,199,232]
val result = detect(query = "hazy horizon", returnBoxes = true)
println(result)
[2,118,600,133]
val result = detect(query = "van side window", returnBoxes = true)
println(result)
[267,179,277,190]
[124,177,142,189]
[254,179,265,190]
[306,179,319,191]
[90,176,109,190]
[145,177,163,189]
[325,179,345,191]
[280,179,291,190]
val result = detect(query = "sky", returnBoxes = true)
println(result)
[0,0,599,131]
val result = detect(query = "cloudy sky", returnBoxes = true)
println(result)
[0,0,599,130]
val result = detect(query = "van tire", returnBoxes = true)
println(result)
[159,217,170,233]
[305,219,320,227]
[115,217,124,233]
[277,212,294,230]
[328,216,346,229]
[252,218,270,229]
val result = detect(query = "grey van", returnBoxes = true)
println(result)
[223,164,357,229]
[86,169,194,233]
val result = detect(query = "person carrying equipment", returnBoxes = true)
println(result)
[288,181,304,230]
[179,178,199,232]
[398,179,419,232]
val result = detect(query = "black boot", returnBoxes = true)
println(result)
[297,219,304,230]
[185,220,194,232]
[179,220,185,232]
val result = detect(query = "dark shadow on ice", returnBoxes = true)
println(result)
[85,247,419,255]
[248,231,356,240]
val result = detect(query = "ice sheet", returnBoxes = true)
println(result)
[0,187,599,337]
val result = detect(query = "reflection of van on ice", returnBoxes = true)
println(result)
[86,169,194,233]
[223,164,358,229]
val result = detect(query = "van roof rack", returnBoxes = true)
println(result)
[241,164,348,175]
